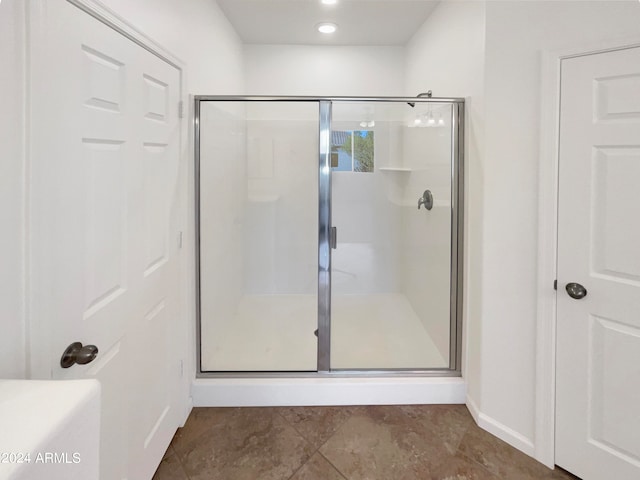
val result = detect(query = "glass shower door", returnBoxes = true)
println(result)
[328,100,459,370]
[197,100,320,372]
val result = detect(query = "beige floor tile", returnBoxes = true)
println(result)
[548,466,582,479]
[277,406,359,449]
[319,408,452,480]
[457,423,555,480]
[176,407,314,480]
[152,449,189,480]
[430,453,501,480]
[289,452,347,480]
[170,407,240,456]
[391,404,475,454]
[161,405,583,480]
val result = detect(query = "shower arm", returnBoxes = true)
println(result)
[407,90,433,107]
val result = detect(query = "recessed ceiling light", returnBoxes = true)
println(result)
[317,23,338,34]
[321,0,338,4]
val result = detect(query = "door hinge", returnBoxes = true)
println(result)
[178,100,184,119]
[553,279,557,290]
[179,359,184,378]
[178,231,183,249]
[330,226,337,249]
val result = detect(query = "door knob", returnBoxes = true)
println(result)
[565,282,587,300]
[60,342,99,368]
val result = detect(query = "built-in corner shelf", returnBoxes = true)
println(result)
[378,167,412,172]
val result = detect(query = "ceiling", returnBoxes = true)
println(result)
[216,0,440,46]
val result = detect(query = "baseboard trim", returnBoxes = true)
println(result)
[465,393,480,423]
[466,394,535,457]
[192,377,466,407]
[181,396,193,427]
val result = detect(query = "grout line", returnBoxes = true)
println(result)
[277,406,358,480]
[306,408,362,480]
[284,459,308,480]
[273,407,323,453]
[170,429,192,480]
[178,457,191,480]
[318,450,350,480]
[273,407,323,480]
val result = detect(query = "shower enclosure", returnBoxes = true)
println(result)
[195,96,464,376]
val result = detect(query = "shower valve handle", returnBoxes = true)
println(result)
[418,190,433,210]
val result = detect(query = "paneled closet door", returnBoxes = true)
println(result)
[556,45,640,480]
[30,1,183,478]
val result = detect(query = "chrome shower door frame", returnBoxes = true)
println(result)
[450,101,465,372]
[317,101,332,373]
[194,95,465,377]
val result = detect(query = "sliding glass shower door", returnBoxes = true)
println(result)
[197,101,319,371]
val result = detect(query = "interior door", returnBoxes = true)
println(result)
[30,1,183,479]
[556,45,640,479]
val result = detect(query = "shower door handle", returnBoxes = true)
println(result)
[330,227,337,249]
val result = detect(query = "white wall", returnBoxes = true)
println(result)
[403,0,486,431]
[245,45,404,96]
[407,0,640,462]
[100,0,244,94]
[480,0,640,457]
[0,0,26,379]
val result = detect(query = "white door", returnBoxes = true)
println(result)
[30,1,184,479]
[556,46,640,480]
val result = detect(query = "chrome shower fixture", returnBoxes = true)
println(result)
[408,90,433,107]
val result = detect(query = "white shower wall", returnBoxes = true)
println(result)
[199,104,246,334]
[331,108,453,361]
[400,112,454,362]
[331,172,403,294]
[332,119,403,295]
[243,103,319,295]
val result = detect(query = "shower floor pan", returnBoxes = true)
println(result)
[201,293,448,372]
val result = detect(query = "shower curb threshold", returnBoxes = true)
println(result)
[191,377,466,407]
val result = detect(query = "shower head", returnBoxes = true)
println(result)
[407,91,433,107]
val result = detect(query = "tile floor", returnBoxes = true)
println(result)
[153,405,581,480]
